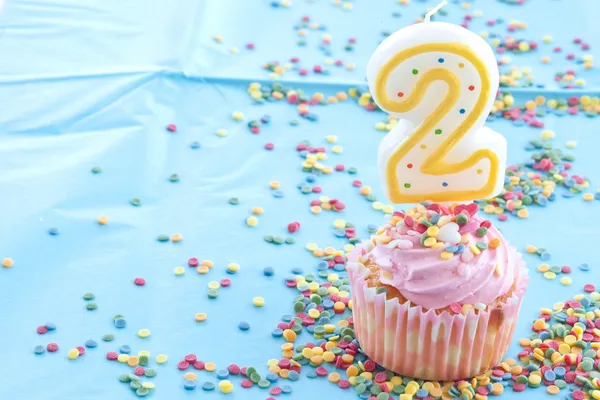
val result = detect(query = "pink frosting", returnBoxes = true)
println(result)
[366,213,517,310]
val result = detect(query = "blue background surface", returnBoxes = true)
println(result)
[1,0,599,399]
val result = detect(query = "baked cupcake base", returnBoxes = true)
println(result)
[348,245,529,381]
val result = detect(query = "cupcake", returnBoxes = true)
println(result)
[348,202,528,381]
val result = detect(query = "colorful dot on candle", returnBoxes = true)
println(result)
[468,85,475,91]
[458,63,465,68]
[412,69,418,75]
[438,58,445,63]
[397,92,404,97]
[459,109,466,114]
[435,129,442,135]
[477,169,483,174]
[420,144,426,149]
[404,183,411,188]
[442,182,448,187]
[407,163,413,169]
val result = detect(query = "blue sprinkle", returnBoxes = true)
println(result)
[202,382,215,391]
[306,325,315,334]
[317,261,328,270]
[554,366,566,377]
[291,267,304,275]
[114,318,127,328]
[190,141,201,149]
[430,214,440,225]
[416,389,429,398]
[260,115,271,124]
[272,190,284,198]
[562,192,575,198]
[281,385,292,394]
[217,370,230,379]
[288,370,300,381]
[266,372,279,382]
[580,263,590,271]
[564,178,575,187]
[438,58,445,63]
[334,229,346,238]
[456,244,465,254]
[85,340,97,348]
[34,345,45,354]
[548,192,556,201]
[537,196,548,207]
[595,193,600,201]
[540,252,551,261]
[539,331,550,340]
[263,267,275,276]
[544,370,556,381]
[184,380,196,390]
[48,228,59,236]
[367,224,378,232]
[318,317,331,325]
[581,297,591,308]
[271,329,283,338]
[445,245,458,253]
[281,314,293,322]
[238,321,251,331]
[306,370,318,378]
[44,322,56,331]
[459,108,466,114]
[323,299,334,309]
[306,175,316,183]
[333,264,346,271]
[119,345,131,354]
[442,182,448,187]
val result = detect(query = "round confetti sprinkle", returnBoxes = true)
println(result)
[238,321,250,331]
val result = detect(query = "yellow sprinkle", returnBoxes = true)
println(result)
[543,271,556,280]
[547,385,560,395]
[142,382,154,390]
[218,379,234,393]
[560,277,572,286]
[128,356,139,367]
[538,263,549,272]
[541,130,555,140]
[269,181,280,189]
[205,362,217,372]
[426,226,439,237]
[566,141,577,149]
[252,297,265,307]
[232,111,244,121]
[174,266,185,276]
[97,216,109,225]
[246,216,258,227]
[67,348,80,360]
[440,251,453,260]
[423,237,437,247]
[332,145,343,154]
[156,354,168,364]
[138,329,151,338]
[171,233,183,242]
[583,193,594,201]
[117,354,130,363]
[227,263,240,273]
[208,281,220,290]
[328,372,341,383]
[196,265,210,274]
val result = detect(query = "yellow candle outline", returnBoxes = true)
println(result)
[374,42,500,204]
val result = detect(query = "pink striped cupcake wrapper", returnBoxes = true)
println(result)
[348,246,529,381]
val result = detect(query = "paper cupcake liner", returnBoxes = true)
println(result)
[348,244,529,381]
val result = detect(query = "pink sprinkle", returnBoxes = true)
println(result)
[241,380,253,388]
[77,346,86,355]
[584,284,596,293]
[561,266,571,274]
[166,124,177,132]
[270,387,282,395]
[192,360,204,370]
[37,326,48,334]
[338,380,350,389]
[106,351,118,360]
[220,278,231,287]
[265,143,274,150]
[365,104,376,111]
[290,57,299,63]
[287,222,300,233]
[348,38,356,44]
[498,214,508,222]
[582,43,590,50]
[352,180,362,187]
[178,361,190,370]
[573,38,582,44]
[134,277,146,286]
[313,65,322,73]
[335,60,344,66]
[486,20,495,26]
[573,390,585,399]
[312,186,322,193]
[250,126,260,134]
[316,367,328,376]
[567,53,575,60]
[450,303,462,314]
[246,43,255,50]
[298,68,308,76]
[184,354,197,363]
[334,202,345,211]
[553,46,562,53]
[335,164,345,171]
[134,367,145,376]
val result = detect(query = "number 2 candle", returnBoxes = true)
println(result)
[367,1,507,204]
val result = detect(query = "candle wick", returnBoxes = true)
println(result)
[424,0,447,23]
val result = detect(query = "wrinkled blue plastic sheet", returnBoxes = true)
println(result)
[1,0,600,399]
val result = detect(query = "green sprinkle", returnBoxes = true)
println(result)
[113,314,124,320]
[475,227,488,237]
[135,387,150,397]
[264,235,274,243]
[91,167,102,174]
[102,334,115,342]
[404,183,411,188]
[86,302,98,311]
[157,234,169,242]
[130,198,141,207]
[285,237,296,244]
[228,197,240,205]
[119,374,132,383]
[144,368,156,378]
[435,129,442,135]
[258,379,270,388]
[139,355,149,366]
[348,167,357,174]
[208,289,219,299]
[476,242,488,251]
[456,214,468,225]
[169,174,179,182]
[273,236,284,245]
[412,69,418,75]
[130,380,142,390]
[83,293,95,301]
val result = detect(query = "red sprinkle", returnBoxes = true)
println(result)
[188,257,199,267]
[184,354,197,363]
[134,367,145,376]
[584,284,596,293]
[178,361,190,370]
[338,380,350,389]
[241,380,254,388]
[193,361,205,370]
[512,383,526,392]
[228,364,241,375]
[76,346,86,355]
[270,387,282,395]
[265,143,274,150]
[316,367,328,376]
[134,277,146,286]
[106,351,118,360]
[166,124,177,132]
[363,360,376,372]
[287,222,300,233]
[37,326,48,334]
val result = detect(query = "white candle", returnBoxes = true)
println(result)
[366,1,507,204]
